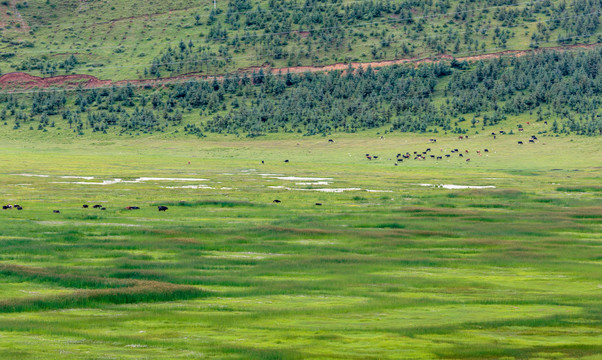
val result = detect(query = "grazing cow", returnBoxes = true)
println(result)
[261,160,264,164]
[518,141,523,145]
[315,203,322,206]
[458,136,464,140]
[531,136,538,140]
[284,160,289,163]
[445,154,451,158]
[396,153,401,158]
[15,206,22,210]
[493,135,496,139]
[328,139,334,143]
[466,135,469,139]
[526,122,530,125]
[544,121,548,125]
[454,149,459,152]
[529,139,535,143]
[366,154,370,156]
[273,200,281,203]
[459,153,463,157]
[466,158,470,162]
[518,128,524,132]
[100,207,106,211]
[125,206,140,210]
[430,155,435,158]
[82,204,89,208]
[426,148,431,152]
[394,163,398,166]
[436,156,442,160]
[484,149,489,152]
[366,156,372,160]
[158,206,168,211]
[53,210,60,213]
[2,206,9,210]
[373,156,378,159]
[397,158,403,162]
[93,205,102,208]
[465,150,469,153]
[491,132,496,136]
[499,130,505,134]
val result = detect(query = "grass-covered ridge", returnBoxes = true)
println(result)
[2,0,602,80]
[1,47,602,136]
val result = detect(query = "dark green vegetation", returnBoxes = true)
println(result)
[2,0,602,79]
[0,136,600,359]
[2,48,602,136]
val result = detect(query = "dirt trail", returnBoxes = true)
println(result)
[1,43,599,91]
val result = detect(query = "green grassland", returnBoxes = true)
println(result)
[0,131,600,359]
[2,0,602,80]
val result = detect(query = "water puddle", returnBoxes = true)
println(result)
[417,183,496,189]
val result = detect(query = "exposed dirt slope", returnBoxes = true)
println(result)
[0,43,599,91]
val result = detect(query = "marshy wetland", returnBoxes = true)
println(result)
[0,133,600,359]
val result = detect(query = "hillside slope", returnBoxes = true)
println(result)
[1,0,602,80]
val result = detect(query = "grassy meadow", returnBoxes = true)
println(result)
[0,131,600,359]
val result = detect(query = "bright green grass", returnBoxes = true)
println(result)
[0,131,600,359]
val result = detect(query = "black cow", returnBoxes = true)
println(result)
[82,204,89,208]
[273,200,281,203]
[373,156,378,159]
[484,149,489,152]
[445,154,451,158]
[53,210,60,213]
[430,155,435,158]
[459,153,463,157]
[397,158,403,162]
[518,141,523,145]
[158,206,168,211]
[15,206,22,210]
[261,160,264,164]
[284,160,289,163]
[100,207,106,211]
[315,203,322,206]
[328,139,334,143]
[437,156,442,160]
[93,205,102,208]
[531,136,538,140]
[426,148,431,152]
[2,206,9,210]
[529,139,535,143]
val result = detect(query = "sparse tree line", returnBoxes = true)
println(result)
[1,49,602,136]
[6,0,602,78]
[143,0,602,78]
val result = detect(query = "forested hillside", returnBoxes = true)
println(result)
[1,48,601,137]
[1,0,602,80]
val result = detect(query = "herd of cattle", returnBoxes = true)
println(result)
[364,132,540,165]
[2,132,542,214]
[2,204,168,213]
